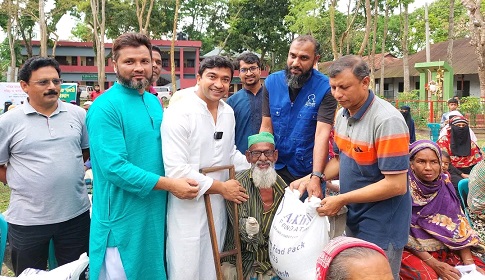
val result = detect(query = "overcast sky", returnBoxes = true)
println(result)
[0,1,436,42]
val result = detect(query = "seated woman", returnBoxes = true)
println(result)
[468,159,485,243]
[400,140,485,280]
[316,236,393,280]
[437,115,482,175]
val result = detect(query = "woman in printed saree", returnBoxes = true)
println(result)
[400,140,485,280]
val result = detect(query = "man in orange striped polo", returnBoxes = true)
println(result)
[316,55,411,280]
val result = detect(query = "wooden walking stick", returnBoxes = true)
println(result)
[200,165,243,280]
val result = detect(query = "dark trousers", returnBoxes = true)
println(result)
[8,210,90,277]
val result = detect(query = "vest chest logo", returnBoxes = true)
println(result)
[305,94,316,108]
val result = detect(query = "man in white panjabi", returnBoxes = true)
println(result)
[162,55,250,280]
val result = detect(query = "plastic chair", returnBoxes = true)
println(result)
[457,179,474,227]
[427,123,441,142]
[0,214,7,275]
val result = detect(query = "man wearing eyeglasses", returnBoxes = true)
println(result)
[222,132,285,279]
[0,57,91,277]
[260,35,337,199]
[226,52,264,154]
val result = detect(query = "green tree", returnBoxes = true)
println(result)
[222,0,291,71]
[71,22,93,42]
[285,0,325,36]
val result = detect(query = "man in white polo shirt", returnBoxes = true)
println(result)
[0,57,91,277]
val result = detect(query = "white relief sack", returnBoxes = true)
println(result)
[0,253,89,280]
[438,264,485,280]
[269,188,330,280]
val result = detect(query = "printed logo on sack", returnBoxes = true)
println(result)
[304,94,316,108]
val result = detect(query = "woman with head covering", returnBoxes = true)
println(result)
[400,140,485,280]
[316,236,393,280]
[468,160,485,245]
[400,106,416,144]
[437,115,483,175]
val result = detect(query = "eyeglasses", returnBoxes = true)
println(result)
[240,66,259,74]
[248,150,275,158]
[29,78,63,86]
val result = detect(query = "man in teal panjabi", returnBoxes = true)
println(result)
[87,32,198,280]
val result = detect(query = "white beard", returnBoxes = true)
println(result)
[251,161,278,189]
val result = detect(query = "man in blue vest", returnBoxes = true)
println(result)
[260,35,337,198]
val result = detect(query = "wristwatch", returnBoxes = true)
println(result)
[310,171,326,183]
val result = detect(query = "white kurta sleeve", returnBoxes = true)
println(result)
[161,107,214,199]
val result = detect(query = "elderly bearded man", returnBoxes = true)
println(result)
[222,132,286,280]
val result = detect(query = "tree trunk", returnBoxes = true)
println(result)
[447,0,455,67]
[338,0,361,57]
[357,0,372,56]
[329,0,338,60]
[479,67,485,101]
[7,0,16,82]
[461,0,485,99]
[90,0,106,90]
[402,3,410,93]
[136,0,155,35]
[380,1,389,97]
[16,0,33,59]
[51,33,59,57]
[369,0,378,91]
[171,0,180,94]
[39,0,48,57]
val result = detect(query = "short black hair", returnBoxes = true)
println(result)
[292,35,321,56]
[112,32,152,62]
[441,150,450,159]
[327,55,370,81]
[198,56,234,80]
[447,98,458,104]
[18,57,61,82]
[151,45,162,56]
[236,52,261,69]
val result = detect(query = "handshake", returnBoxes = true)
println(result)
[245,217,259,238]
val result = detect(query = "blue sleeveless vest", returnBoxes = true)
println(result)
[266,69,330,177]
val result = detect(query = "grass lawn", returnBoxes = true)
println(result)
[0,182,10,213]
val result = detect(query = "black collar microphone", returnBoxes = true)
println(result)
[214,131,223,140]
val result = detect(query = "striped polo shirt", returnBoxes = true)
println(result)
[334,91,412,249]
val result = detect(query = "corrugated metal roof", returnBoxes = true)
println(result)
[319,38,478,78]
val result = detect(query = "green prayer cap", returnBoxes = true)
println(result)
[247,132,275,148]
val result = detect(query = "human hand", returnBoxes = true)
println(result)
[429,259,461,280]
[245,217,259,238]
[326,180,340,192]
[169,178,199,199]
[307,176,323,199]
[289,177,310,197]
[477,266,485,275]
[316,195,345,217]
[222,179,248,204]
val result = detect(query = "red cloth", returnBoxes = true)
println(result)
[437,130,482,169]
[400,249,485,280]
[90,90,103,101]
